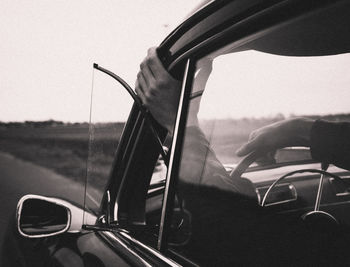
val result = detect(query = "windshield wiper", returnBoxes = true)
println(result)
[93,63,169,166]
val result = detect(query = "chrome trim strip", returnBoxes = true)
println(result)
[256,183,297,207]
[158,59,191,250]
[102,231,152,267]
[329,177,350,197]
[335,192,350,197]
[118,232,181,267]
[16,194,71,238]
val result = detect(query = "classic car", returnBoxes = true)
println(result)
[4,0,350,266]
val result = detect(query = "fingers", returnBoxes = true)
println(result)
[235,130,259,156]
[136,47,166,106]
[140,60,155,86]
[145,47,171,80]
[136,53,156,106]
[137,71,148,94]
[135,79,147,105]
[236,138,258,157]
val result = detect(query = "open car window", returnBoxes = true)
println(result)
[84,63,176,251]
[84,66,133,224]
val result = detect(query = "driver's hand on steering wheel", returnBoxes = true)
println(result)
[236,117,314,157]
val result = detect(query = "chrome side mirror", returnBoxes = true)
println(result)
[16,195,81,238]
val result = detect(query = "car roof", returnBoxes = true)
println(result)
[182,0,214,20]
[158,0,350,75]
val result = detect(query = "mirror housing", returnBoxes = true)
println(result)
[16,194,84,238]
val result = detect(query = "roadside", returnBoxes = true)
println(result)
[0,151,100,265]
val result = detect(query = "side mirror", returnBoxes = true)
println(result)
[16,195,84,238]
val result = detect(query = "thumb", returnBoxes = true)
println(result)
[236,139,257,157]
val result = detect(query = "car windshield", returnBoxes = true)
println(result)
[193,50,350,175]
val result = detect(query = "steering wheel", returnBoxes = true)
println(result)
[230,150,266,180]
[230,151,346,226]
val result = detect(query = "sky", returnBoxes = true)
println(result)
[1,1,349,123]
[199,51,350,120]
[0,0,202,122]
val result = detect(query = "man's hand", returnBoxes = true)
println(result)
[135,47,182,135]
[236,118,314,157]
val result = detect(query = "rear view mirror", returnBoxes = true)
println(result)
[17,195,71,238]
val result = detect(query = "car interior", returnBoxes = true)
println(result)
[139,2,350,265]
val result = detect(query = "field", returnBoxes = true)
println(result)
[1,114,349,191]
[0,122,124,192]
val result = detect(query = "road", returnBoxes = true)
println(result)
[0,152,93,265]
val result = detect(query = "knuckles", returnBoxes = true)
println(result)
[140,62,145,70]
[145,55,155,66]
[147,47,157,57]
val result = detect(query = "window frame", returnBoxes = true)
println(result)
[95,59,190,245]
[157,1,350,263]
[95,1,345,264]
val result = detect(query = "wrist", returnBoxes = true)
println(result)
[292,117,314,147]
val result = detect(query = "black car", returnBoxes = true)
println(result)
[6,0,350,266]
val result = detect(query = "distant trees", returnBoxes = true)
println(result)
[0,120,65,128]
[0,113,350,129]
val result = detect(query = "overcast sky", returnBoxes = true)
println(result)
[0,0,201,122]
[2,1,349,123]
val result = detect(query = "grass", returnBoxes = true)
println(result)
[0,123,124,192]
[1,114,349,189]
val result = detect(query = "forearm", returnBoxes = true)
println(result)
[260,118,350,170]
[180,126,256,197]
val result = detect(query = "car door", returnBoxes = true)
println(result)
[73,56,191,266]
[157,1,350,266]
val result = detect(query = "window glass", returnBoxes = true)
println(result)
[85,68,173,247]
[198,51,350,168]
[84,68,133,224]
[167,48,350,265]
[137,145,170,248]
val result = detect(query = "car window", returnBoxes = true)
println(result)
[167,37,350,267]
[196,51,350,170]
[84,67,133,224]
[134,144,171,248]
[83,65,177,251]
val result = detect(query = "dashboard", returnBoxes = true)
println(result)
[244,163,350,226]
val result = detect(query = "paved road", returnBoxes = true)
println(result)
[0,152,90,265]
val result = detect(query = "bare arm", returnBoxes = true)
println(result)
[236,118,314,156]
[236,117,350,170]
